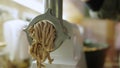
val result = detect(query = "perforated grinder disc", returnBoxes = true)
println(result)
[25,9,69,51]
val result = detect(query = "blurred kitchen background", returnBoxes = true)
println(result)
[0,0,119,68]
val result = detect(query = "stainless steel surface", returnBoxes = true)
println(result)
[44,0,63,21]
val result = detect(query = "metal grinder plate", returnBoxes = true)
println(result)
[25,9,69,51]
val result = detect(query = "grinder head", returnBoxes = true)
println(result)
[25,9,69,51]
